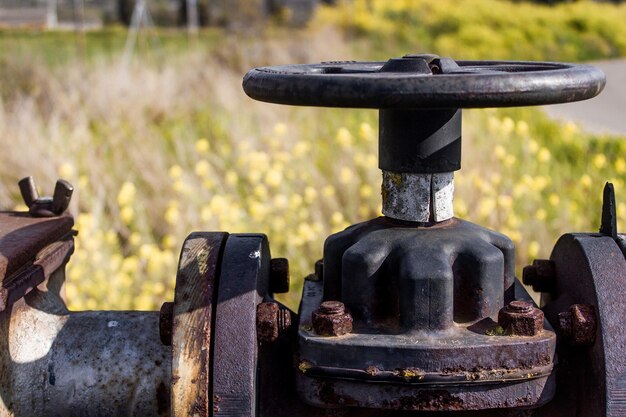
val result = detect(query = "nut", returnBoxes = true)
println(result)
[257,301,292,343]
[312,300,353,336]
[558,304,597,346]
[159,301,174,346]
[498,300,544,336]
[522,259,556,293]
[269,258,290,293]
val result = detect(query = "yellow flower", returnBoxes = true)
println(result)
[195,138,210,153]
[168,164,183,179]
[535,208,547,221]
[254,184,268,199]
[516,120,529,136]
[497,195,513,209]
[322,185,335,197]
[165,205,180,225]
[493,145,506,160]
[265,169,283,188]
[580,174,592,188]
[548,193,560,207]
[335,127,353,148]
[615,158,626,174]
[528,139,539,154]
[339,167,355,184]
[194,160,211,177]
[273,194,288,209]
[304,187,318,204]
[226,170,238,185]
[359,122,375,142]
[359,184,374,198]
[331,212,344,225]
[58,162,76,179]
[120,206,135,224]
[500,117,514,135]
[273,122,288,137]
[528,241,540,259]
[593,154,606,169]
[117,181,136,206]
[537,148,551,163]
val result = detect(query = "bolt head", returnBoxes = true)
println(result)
[257,301,291,343]
[558,304,596,346]
[522,259,556,293]
[312,301,353,337]
[498,301,544,336]
[270,258,290,293]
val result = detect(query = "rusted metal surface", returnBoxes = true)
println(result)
[312,301,352,337]
[0,212,74,282]
[0,269,171,416]
[213,234,270,417]
[558,304,597,346]
[298,279,556,411]
[522,259,556,294]
[257,301,291,343]
[498,300,544,336]
[18,177,73,217]
[269,257,290,294]
[540,233,626,417]
[170,232,227,417]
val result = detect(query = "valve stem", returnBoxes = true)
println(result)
[382,171,454,223]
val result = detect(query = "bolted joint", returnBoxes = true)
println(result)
[498,300,544,336]
[269,258,290,293]
[558,304,597,346]
[522,259,556,293]
[256,301,292,343]
[312,301,353,337]
[159,301,174,346]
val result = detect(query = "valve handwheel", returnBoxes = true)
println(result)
[243,54,605,108]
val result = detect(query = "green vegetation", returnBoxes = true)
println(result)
[0,0,625,310]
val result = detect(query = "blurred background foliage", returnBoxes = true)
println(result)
[0,0,625,310]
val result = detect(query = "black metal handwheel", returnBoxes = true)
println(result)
[243,54,605,108]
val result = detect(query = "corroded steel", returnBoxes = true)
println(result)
[170,232,227,417]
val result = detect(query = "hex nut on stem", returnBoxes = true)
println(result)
[312,301,353,337]
[558,304,597,346]
[498,300,544,336]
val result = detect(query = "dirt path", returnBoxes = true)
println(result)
[543,59,626,136]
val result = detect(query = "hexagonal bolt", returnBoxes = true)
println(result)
[498,300,544,336]
[522,259,556,293]
[256,301,292,343]
[18,176,74,217]
[269,258,290,293]
[558,304,597,346]
[159,301,174,346]
[312,300,353,337]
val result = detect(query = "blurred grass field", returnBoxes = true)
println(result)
[1,0,626,310]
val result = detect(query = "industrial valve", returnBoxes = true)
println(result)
[0,54,623,417]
